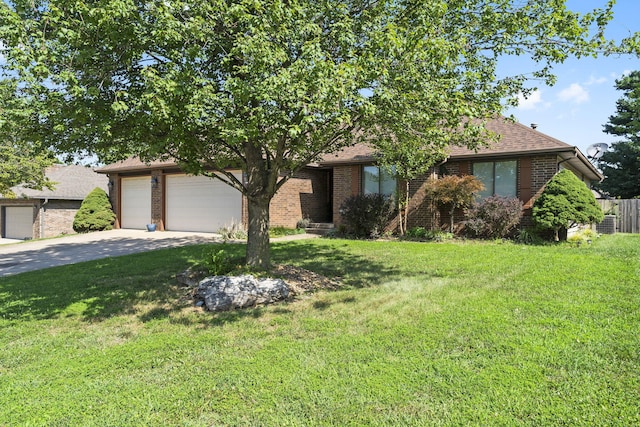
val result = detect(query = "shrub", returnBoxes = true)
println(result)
[339,193,394,238]
[73,187,116,233]
[296,217,311,229]
[464,196,523,239]
[218,221,247,241]
[405,227,454,242]
[406,226,428,239]
[532,170,604,241]
[199,244,244,275]
[426,175,484,232]
[269,226,304,238]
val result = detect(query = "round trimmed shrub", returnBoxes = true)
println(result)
[73,187,116,233]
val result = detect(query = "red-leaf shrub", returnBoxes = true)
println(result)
[465,196,523,239]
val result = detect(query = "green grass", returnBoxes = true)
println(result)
[1,235,639,425]
[269,226,305,238]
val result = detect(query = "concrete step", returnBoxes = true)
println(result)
[304,223,335,235]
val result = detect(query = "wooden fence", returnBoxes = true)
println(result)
[598,199,640,233]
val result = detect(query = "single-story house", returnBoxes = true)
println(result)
[0,165,109,240]
[97,117,602,233]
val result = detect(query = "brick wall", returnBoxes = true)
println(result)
[108,174,121,228]
[0,199,83,239]
[332,165,360,226]
[39,200,82,238]
[406,169,438,230]
[270,169,330,228]
[150,171,164,230]
[325,155,560,232]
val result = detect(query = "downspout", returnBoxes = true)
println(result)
[557,148,577,172]
[40,198,49,238]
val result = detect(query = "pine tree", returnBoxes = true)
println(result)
[597,71,640,199]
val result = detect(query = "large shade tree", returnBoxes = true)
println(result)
[597,71,640,199]
[1,0,636,268]
[0,79,55,197]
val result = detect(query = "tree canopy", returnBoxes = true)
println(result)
[1,0,637,268]
[597,71,640,199]
[0,79,55,197]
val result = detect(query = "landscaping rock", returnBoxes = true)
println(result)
[195,275,289,311]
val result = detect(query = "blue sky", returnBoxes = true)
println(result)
[502,0,640,157]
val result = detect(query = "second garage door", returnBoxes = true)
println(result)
[165,173,242,232]
[4,206,34,239]
[121,176,152,229]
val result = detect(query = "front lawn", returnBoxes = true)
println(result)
[1,235,638,425]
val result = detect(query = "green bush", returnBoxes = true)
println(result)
[339,193,394,238]
[72,187,116,233]
[464,196,523,239]
[269,227,304,238]
[200,245,237,275]
[217,221,247,241]
[532,170,604,241]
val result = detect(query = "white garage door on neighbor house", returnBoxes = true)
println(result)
[120,176,152,230]
[165,173,242,233]
[4,206,34,240]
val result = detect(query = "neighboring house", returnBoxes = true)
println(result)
[97,117,602,233]
[0,165,109,240]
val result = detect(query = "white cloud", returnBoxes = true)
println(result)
[585,75,607,86]
[558,83,589,104]
[516,90,544,110]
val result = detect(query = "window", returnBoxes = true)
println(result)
[363,166,396,196]
[473,160,517,198]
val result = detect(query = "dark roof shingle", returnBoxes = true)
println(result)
[7,164,108,200]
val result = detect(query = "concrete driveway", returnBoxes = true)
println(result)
[0,229,222,277]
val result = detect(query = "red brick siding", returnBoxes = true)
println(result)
[270,169,330,228]
[108,174,121,229]
[151,171,164,230]
[330,156,561,232]
[332,165,360,226]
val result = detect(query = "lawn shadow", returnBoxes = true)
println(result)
[0,239,396,324]
[271,240,401,288]
[0,244,225,323]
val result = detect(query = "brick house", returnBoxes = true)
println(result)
[97,118,602,233]
[0,165,109,240]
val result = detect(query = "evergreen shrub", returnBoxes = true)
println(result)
[73,187,116,233]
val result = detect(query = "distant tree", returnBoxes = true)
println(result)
[73,188,116,233]
[0,79,56,197]
[597,71,640,199]
[532,170,604,241]
[426,175,484,233]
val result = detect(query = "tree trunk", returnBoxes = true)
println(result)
[246,195,271,269]
[243,141,278,270]
[449,205,455,233]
